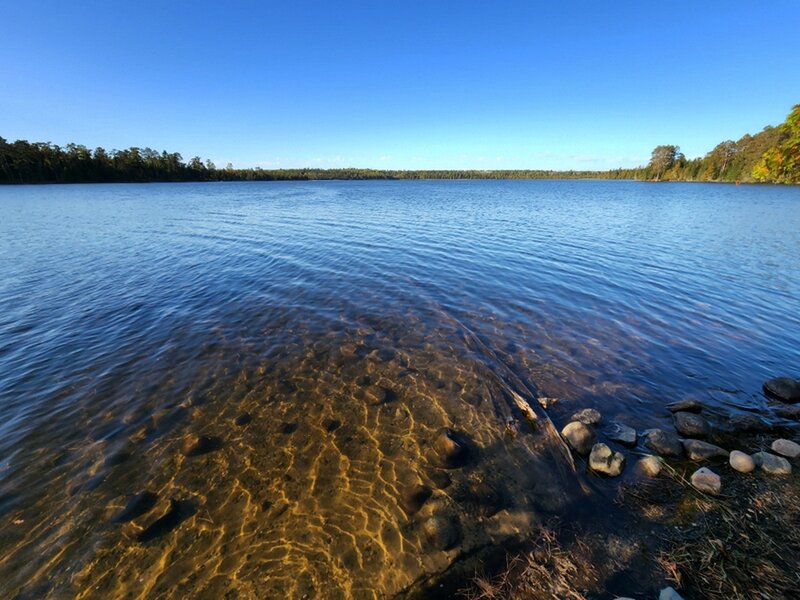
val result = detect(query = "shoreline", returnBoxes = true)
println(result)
[453,379,800,600]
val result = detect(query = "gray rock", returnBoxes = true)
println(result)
[636,455,663,477]
[763,377,800,403]
[659,587,685,600]
[668,399,704,413]
[674,411,710,438]
[421,515,461,550]
[682,439,728,461]
[690,467,721,495]
[605,422,637,447]
[729,413,771,433]
[643,429,683,457]
[570,408,602,426]
[771,438,800,459]
[588,443,625,477]
[561,421,596,455]
[729,450,755,473]
[775,405,800,420]
[753,451,792,475]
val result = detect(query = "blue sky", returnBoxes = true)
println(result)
[2,1,799,170]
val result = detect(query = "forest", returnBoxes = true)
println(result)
[1,105,798,185]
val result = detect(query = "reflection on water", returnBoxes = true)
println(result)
[0,180,798,598]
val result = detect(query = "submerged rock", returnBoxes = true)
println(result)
[588,443,625,477]
[643,429,683,457]
[763,377,800,403]
[667,399,704,413]
[234,412,252,426]
[421,515,461,550]
[771,438,800,459]
[690,467,721,495]
[112,491,158,523]
[729,450,756,473]
[775,405,800,420]
[682,439,728,461]
[561,421,596,455]
[434,429,469,468]
[605,422,637,447]
[459,481,505,517]
[570,408,602,426]
[753,451,792,475]
[728,413,771,433]
[636,455,663,477]
[400,484,432,515]
[428,470,452,489]
[137,498,196,543]
[364,385,388,405]
[181,434,222,457]
[673,412,710,438]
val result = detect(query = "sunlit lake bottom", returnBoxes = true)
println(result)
[0,180,798,598]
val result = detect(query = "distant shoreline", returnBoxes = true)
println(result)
[1,175,793,186]
[3,101,799,186]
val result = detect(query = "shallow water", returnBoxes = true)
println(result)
[0,180,798,598]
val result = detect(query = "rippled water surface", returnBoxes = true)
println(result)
[0,180,799,598]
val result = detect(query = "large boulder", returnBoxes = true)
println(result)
[682,439,728,461]
[643,429,683,457]
[588,443,625,477]
[561,421,596,455]
[690,467,721,495]
[673,412,710,438]
[763,377,800,403]
[753,451,792,475]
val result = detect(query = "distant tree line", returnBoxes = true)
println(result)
[2,105,798,185]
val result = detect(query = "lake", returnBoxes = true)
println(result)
[0,180,798,598]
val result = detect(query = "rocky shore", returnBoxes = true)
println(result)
[459,375,800,600]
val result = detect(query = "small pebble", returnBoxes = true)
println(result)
[605,422,637,447]
[753,451,792,475]
[636,455,662,477]
[643,429,683,457]
[667,399,704,413]
[771,438,800,459]
[674,412,710,438]
[561,421,596,455]
[690,467,721,495]
[588,443,625,477]
[682,439,728,461]
[570,408,602,426]
[729,450,755,473]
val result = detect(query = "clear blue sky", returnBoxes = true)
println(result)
[2,1,799,170]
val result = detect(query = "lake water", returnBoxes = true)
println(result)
[0,180,798,598]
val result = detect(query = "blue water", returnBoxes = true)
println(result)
[0,180,798,597]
